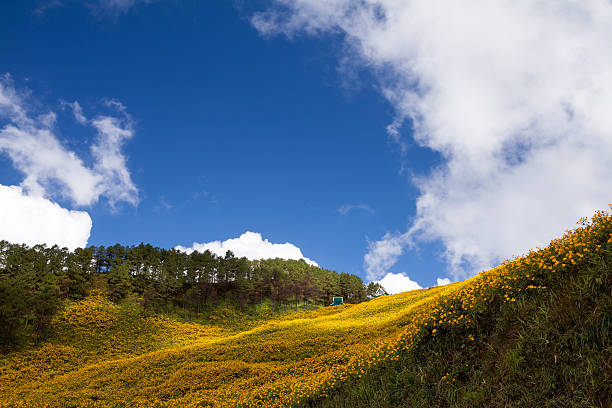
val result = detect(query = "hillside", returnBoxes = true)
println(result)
[0,243,371,349]
[1,210,611,407]
[308,216,612,407]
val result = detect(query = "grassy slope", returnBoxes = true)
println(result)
[1,211,610,408]
[307,258,612,408]
[308,222,612,408]
[0,284,459,407]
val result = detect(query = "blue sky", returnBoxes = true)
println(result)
[0,0,445,288]
[1,0,611,293]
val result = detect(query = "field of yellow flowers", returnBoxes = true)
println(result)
[1,209,610,408]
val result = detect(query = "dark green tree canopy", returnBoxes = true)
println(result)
[0,240,372,349]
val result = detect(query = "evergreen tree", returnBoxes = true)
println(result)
[107,262,133,302]
[0,276,28,346]
[31,273,60,342]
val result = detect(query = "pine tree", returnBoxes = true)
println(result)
[0,276,28,346]
[107,262,133,302]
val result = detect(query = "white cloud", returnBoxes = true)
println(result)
[337,204,374,216]
[98,0,152,13]
[33,0,65,16]
[33,0,151,16]
[254,1,612,279]
[436,278,451,287]
[0,184,91,250]
[363,232,410,281]
[0,75,138,207]
[91,106,138,207]
[176,231,318,266]
[376,272,422,295]
[68,101,87,124]
[0,122,102,205]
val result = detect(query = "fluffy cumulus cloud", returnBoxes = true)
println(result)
[176,231,318,266]
[254,0,612,279]
[436,278,451,287]
[0,185,91,250]
[376,272,422,295]
[0,75,138,248]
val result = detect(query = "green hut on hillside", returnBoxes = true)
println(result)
[330,296,344,306]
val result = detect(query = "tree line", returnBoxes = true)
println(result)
[0,240,384,347]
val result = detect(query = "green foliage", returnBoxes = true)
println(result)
[366,282,386,299]
[0,242,66,347]
[0,240,369,349]
[0,276,28,347]
[31,273,60,342]
[107,261,133,302]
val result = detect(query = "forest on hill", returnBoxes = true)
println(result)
[0,241,376,347]
[0,210,609,407]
